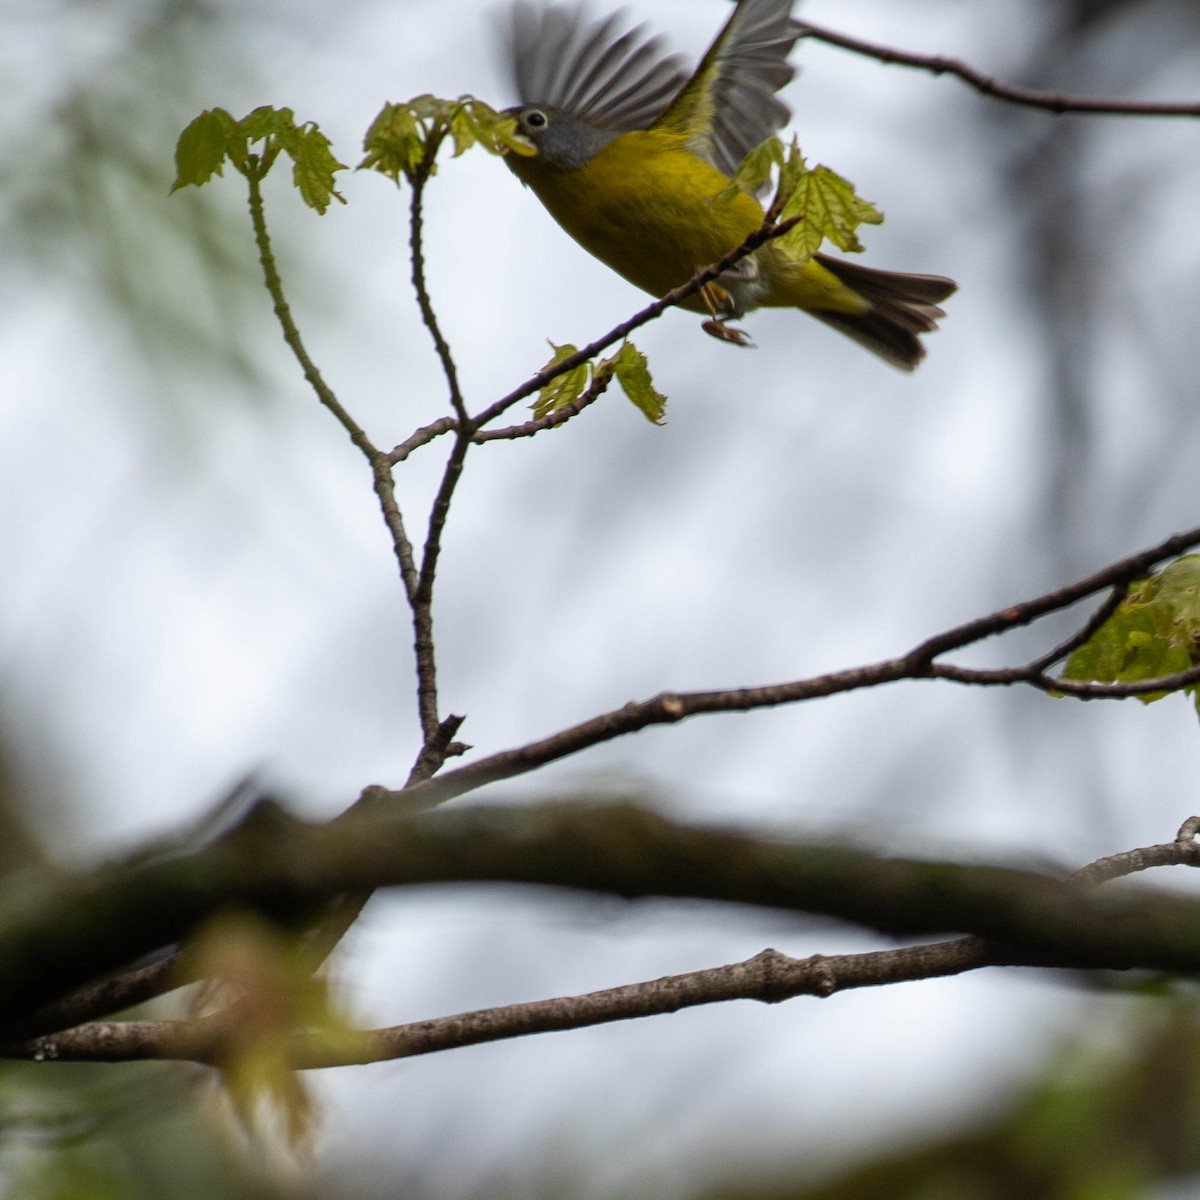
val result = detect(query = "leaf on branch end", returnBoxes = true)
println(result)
[359,96,531,187]
[532,341,666,425]
[1063,555,1200,710]
[171,106,348,213]
[722,136,883,260]
[171,108,242,191]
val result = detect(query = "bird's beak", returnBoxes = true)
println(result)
[499,107,536,156]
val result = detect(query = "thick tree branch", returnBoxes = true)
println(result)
[7,818,1200,1067]
[9,802,1200,1042]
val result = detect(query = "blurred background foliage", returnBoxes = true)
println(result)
[3,0,1200,1196]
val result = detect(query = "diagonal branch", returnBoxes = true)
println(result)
[377,523,1200,811]
[468,215,802,431]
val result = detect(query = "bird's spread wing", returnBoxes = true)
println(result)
[506,2,689,130]
[654,0,800,176]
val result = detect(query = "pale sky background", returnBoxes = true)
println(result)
[2,0,1200,1195]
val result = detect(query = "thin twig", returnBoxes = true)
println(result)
[409,135,468,425]
[473,369,614,443]
[798,20,1200,117]
[404,135,477,740]
[388,417,458,465]
[370,455,421,603]
[246,167,376,455]
[1070,818,1200,887]
[927,659,1200,699]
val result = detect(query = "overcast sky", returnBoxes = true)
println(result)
[3,0,1200,1194]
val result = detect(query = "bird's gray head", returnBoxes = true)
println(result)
[506,104,619,173]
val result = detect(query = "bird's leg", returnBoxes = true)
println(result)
[698,281,754,348]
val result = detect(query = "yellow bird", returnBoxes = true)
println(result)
[502,0,955,369]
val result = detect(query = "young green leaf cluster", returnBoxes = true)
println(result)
[359,95,531,185]
[724,136,884,259]
[1065,556,1200,714]
[172,106,347,213]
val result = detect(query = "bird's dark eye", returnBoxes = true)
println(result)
[524,109,547,129]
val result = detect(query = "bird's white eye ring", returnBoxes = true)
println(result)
[524,109,547,129]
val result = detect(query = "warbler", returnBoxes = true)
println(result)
[502,0,955,369]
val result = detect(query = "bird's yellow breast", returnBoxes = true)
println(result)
[513,130,766,303]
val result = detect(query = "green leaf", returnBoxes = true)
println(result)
[282,123,348,214]
[360,101,427,183]
[448,100,529,158]
[774,139,883,260]
[170,108,239,192]
[609,342,666,425]
[360,95,532,187]
[1063,556,1200,708]
[171,106,346,211]
[720,135,785,201]
[533,342,589,419]
[239,104,295,142]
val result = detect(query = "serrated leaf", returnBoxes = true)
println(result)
[609,342,666,425]
[360,102,425,183]
[172,106,345,211]
[282,124,348,213]
[533,342,589,419]
[239,104,295,142]
[359,99,435,183]
[1064,556,1200,707]
[777,153,884,260]
[170,108,239,192]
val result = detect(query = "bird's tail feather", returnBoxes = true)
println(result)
[812,255,956,371]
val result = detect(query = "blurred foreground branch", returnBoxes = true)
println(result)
[3,812,1200,1067]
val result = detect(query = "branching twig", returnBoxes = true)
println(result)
[1028,584,1130,674]
[247,163,423,604]
[23,527,1197,1042]
[374,524,1200,812]
[473,368,615,443]
[388,417,458,465]
[468,215,803,432]
[797,20,1200,117]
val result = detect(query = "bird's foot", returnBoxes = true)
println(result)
[701,318,754,347]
